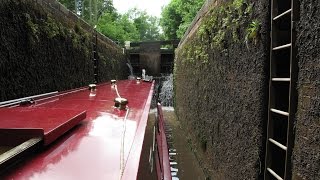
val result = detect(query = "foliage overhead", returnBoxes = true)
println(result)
[160,0,205,40]
[58,0,161,45]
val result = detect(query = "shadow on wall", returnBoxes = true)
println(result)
[0,0,127,101]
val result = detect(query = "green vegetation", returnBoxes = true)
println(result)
[58,0,112,25]
[58,0,161,45]
[160,0,206,40]
[97,8,161,44]
[43,16,61,39]
[59,0,208,42]
[176,0,259,65]
[58,0,260,50]
[25,13,40,44]
[245,20,261,45]
[197,0,254,47]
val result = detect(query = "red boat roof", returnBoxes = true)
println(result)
[0,108,86,145]
[1,80,154,180]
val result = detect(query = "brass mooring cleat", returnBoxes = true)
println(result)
[88,84,97,91]
[114,97,128,110]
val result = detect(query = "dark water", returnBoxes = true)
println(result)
[148,108,206,180]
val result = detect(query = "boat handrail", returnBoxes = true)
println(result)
[0,91,58,108]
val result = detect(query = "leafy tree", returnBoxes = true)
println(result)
[145,16,161,40]
[58,0,161,44]
[160,0,205,39]
[97,8,161,44]
[97,11,140,44]
[127,8,160,41]
[58,0,75,11]
[58,0,114,25]
[160,0,182,40]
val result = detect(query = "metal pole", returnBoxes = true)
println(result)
[94,26,98,83]
[0,91,58,107]
[93,7,104,84]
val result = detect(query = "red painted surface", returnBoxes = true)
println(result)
[1,80,154,180]
[155,103,172,180]
[0,108,86,145]
[155,147,162,180]
[121,82,154,180]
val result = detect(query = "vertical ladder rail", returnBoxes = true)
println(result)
[284,0,299,179]
[265,0,298,179]
[92,29,98,83]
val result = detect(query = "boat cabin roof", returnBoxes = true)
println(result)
[0,80,154,180]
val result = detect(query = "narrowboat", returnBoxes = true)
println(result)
[0,79,171,180]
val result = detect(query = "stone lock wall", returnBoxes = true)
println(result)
[174,0,319,179]
[0,0,127,101]
[174,0,270,179]
[292,0,320,179]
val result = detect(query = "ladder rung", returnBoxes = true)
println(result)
[273,43,291,50]
[273,9,292,21]
[271,108,289,116]
[269,138,287,151]
[272,78,291,82]
[267,168,283,180]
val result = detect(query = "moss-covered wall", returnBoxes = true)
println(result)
[174,0,270,179]
[175,0,320,179]
[0,0,127,101]
[292,1,320,179]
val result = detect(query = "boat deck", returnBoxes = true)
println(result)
[1,80,154,180]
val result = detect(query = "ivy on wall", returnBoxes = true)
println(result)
[176,0,260,65]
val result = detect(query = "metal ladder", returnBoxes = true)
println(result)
[92,30,98,83]
[264,0,299,179]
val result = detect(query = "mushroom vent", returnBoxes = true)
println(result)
[88,84,97,91]
[111,80,116,88]
[136,77,141,83]
[114,97,128,110]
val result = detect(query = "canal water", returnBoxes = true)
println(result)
[160,108,205,180]
[139,108,205,180]
[138,74,205,180]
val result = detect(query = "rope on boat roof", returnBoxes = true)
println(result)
[120,108,130,179]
